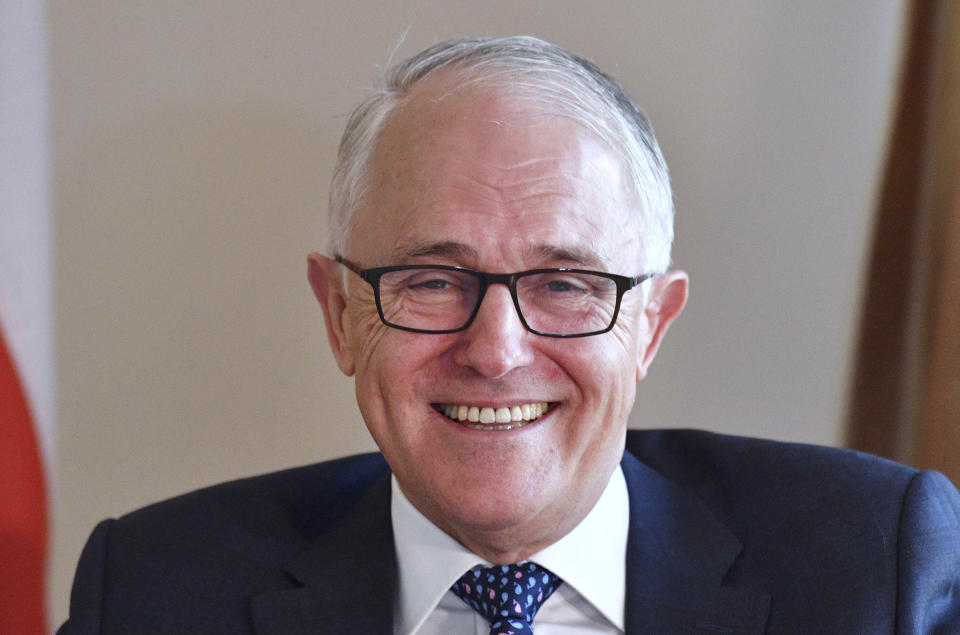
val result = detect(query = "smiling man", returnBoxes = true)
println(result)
[60,37,960,634]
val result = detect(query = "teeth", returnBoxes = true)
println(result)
[437,401,552,430]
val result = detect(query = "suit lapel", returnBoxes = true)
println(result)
[621,451,770,634]
[250,473,395,635]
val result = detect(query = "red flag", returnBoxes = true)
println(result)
[0,326,48,634]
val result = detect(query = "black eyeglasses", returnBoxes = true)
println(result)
[335,255,651,338]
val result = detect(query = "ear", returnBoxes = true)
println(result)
[636,270,688,381]
[307,253,356,376]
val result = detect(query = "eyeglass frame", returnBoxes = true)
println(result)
[334,254,653,338]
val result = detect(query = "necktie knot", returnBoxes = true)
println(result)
[451,562,562,635]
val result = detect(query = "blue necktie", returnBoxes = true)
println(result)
[450,562,562,635]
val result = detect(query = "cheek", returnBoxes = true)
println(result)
[348,315,451,416]
[609,302,649,365]
[345,297,391,366]
[553,340,632,404]
[343,300,402,425]
[583,320,643,377]
[559,331,640,424]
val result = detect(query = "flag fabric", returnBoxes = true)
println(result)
[0,325,48,634]
[2,1,51,631]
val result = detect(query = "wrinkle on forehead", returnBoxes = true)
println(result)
[447,159,585,205]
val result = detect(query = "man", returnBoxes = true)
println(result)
[60,36,959,634]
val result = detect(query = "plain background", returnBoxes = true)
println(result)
[42,1,905,627]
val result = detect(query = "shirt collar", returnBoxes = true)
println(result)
[391,466,629,634]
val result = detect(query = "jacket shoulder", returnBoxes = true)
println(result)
[624,427,923,541]
[626,427,918,495]
[624,429,960,632]
[114,451,389,544]
[59,452,389,634]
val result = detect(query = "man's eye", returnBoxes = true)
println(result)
[546,279,588,294]
[401,271,465,291]
[412,278,450,290]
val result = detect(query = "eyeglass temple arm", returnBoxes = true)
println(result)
[334,254,366,279]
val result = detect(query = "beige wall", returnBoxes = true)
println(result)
[49,1,905,628]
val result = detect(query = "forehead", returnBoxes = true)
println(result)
[351,75,640,269]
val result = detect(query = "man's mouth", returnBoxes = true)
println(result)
[434,401,553,431]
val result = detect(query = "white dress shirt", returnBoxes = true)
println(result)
[391,467,629,634]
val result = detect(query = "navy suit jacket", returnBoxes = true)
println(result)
[59,429,960,633]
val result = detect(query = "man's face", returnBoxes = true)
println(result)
[310,76,686,561]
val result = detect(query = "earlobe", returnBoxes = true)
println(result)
[636,270,689,381]
[307,252,356,376]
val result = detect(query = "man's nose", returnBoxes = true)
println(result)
[452,284,534,378]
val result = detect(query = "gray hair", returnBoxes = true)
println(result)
[328,35,674,272]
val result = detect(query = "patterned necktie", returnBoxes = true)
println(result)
[450,562,563,635]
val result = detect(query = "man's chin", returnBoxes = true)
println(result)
[419,478,565,543]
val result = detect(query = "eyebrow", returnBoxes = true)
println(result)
[391,241,479,263]
[530,244,608,269]
[390,241,609,270]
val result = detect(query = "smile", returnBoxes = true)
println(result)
[435,402,552,431]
